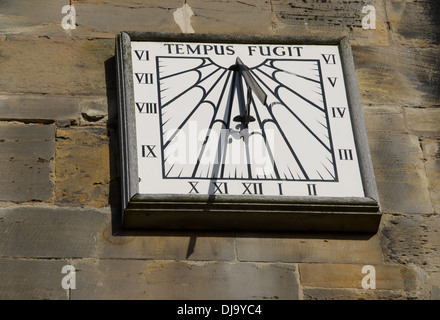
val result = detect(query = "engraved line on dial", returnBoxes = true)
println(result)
[250,59,336,181]
[157,57,336,181]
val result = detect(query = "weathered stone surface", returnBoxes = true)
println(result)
[0,206,107,258]
[405,107,440,134]
[0,38,114,96]
[381,213,440,273]
[369,132,432,213]
[0,0,67,35]
[300,263,417,291]
[236,233,383,264]
[303,288,413,300]
[73,1,182,36]
[421,138,440,212]
[271,0,390,46]
[101,229,236,261]
[364,106,406,133]
[0,123,55,202]
[0,206,236,261]
[385,0,440,46]
[55,127,111,207]
[369,133,423,169]
[427,273,440,299]
[188,0,273,35]
[374,169,432,214]
[0,0,182,38]
[0,258,69,300]
[353,46,440,107]
[71,260,299,299]
[0,94,80,122]
[78,97,117,126]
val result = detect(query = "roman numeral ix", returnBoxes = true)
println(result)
[141,145,157,158]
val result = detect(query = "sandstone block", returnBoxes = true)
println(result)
[188,0,273,35]
[353,46,440,107]
[375,171,433,214]
[368,132,432,213]
[55,127,111,207]
[235,233,383,264]
[0,94,80,122]
[0,206,108,258]
[405,107,440,134]
[0,38,114,96]
[0,206,236,261]
[0,258,69,300]
[0,123,55,202]
[369,132,424,169]
[101,228,236,261]
[71,260,299,299]
[385,0,440,46]
[421,138,440,212]
[0,0,67,35]
[363,106,406,133]
[381,213,440,273]
[73,1,182,36]
[270,0,390,46]
[0,0,183,38]
[300,263,417,291]
[303,288,413,300]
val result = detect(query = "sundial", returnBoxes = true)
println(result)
[116,32,381,232]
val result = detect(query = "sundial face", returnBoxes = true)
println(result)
[130,40,365,198]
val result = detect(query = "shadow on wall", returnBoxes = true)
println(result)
[427,0,440,45]
[104,56,123,232]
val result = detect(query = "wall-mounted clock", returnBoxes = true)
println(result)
[116,32,381,232]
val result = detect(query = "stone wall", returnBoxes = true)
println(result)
[0,0,439,300]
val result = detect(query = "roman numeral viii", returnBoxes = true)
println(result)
[136,102,157,114]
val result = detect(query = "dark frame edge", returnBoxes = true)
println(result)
[338,37,381,208]
[116,32,139,226]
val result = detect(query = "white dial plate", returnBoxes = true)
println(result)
[131,41,365,197]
